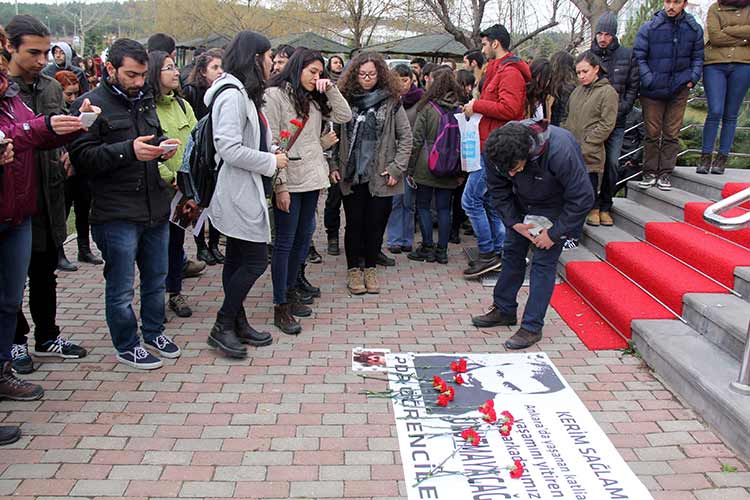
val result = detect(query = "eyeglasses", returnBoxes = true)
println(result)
[161,64,178,73]
[358,72,377,80]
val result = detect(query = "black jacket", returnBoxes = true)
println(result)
[181,83,208,120]
[486,125,594,242]
[10,74,68,252]
[67,79,170,226]
[591,37,640,129]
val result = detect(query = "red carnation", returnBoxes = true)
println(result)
[461,428,481,446]
[436,381,448,393]
[433,376,444,387]
[499,423,512,437]
[444,386,455,401]
[501,410,515,426]
[509,459,524,479]
[290,119,304,128]
[482,408,497,424]
[478,399,495,414]
[450,358,468,373]
[437,394,450,407]
[454,374,465,385]
[279,130,292,139]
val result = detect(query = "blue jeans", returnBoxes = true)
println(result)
[166,223,186,295]
[599,127,625,211]
[91,222,169,353]
[0,218,32,362]
[493,228,564,334]
[416,184,452,248]
[272,190,319,304]
[386,183,415,248]
[461,159,505,254]
[703,63,750,155]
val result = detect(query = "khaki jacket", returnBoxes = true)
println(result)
[705,2,750,65]
[263,85,352,194]
[563,77,619,174]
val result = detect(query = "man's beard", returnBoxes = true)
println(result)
[112,74,142,97]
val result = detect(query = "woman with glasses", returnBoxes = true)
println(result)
[331,52,413,295]
[148,51,200,319]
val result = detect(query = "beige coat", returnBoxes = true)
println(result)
[263,85,352,194]
[563,77,619,174]
[705,2,750,65]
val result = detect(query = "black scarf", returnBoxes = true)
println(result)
[346,88,392,183]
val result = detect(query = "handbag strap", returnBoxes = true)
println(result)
[286,117,308,151]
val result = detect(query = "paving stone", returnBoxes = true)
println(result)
[2,464,59,479]
[289,480,344,498]
[108,465,163,480]
[695,488,750,500]
[179,481,235,497]
[69,479,129,496]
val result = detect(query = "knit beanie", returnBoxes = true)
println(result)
[596,12,618,37]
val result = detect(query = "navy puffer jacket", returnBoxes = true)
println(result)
[633,10,704,100]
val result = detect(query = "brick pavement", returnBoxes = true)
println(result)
[3,217,749,500]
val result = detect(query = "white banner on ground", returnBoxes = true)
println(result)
[386,352,653,500]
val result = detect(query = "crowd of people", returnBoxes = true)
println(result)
[0,0,748,444]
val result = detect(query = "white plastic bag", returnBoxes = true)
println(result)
[455,112,482,173]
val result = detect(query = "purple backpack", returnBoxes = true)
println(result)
[427,101,462,178]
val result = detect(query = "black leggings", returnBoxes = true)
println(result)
[219,237,268,321]
[342,183,392,269]
[194,222,220,250]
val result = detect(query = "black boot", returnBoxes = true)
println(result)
[407,243,435,262]
[209,243,225,264]
[696,153,712,174]
[307,245,322,264]
[287,289,312,317]
[327,237,340,256]
[196,246,217,266]
[434,245,448,264]
[376,250,396,267]
[471,304,517,328]
[0,426,21,446]
[274,304,302,335]
[207,312,248,358]
[711,154,728,175]
[57,246,78,272]
[297,264,321,298]
[77,240,103,265]
[235,308,273,346]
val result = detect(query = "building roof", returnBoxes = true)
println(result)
[269,32,350,54]
[365,33,467,58]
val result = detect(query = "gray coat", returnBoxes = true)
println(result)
[206,73,277,243]
[331,97,413,198]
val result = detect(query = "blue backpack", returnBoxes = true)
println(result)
[427,101,462,178]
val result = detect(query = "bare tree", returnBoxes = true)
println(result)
[56,2,112,55]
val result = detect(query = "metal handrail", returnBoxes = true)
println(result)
[702,188,750,396]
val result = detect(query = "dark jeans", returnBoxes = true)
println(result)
[0,218,32,362]
[65,174,92,247]
[493,227,564,334]
[451,182,467,232]
[702,63,750,155]
[15,241,59,346]
[342,183,392,269]
[641,87,689,176]
[220,237,267,321]
[166,223,186,295]
[91,221,168,353]
[194,222,220,250]
[272,190,319,304]
[416,184,452,248]
[324,184,343,240]
[599,127,625,212]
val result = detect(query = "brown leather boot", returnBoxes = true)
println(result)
[347,268,367,295]
[0,361,44,401]
[711,154,728,175]
[364,267,380,294]
[274,304,301,335]
[696,153,712,174]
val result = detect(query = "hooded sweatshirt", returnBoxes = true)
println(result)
[42,41,89,93]
[472,53,531,150]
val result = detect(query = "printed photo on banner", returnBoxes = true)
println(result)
[352,347,390,372]
[385,352,654,500]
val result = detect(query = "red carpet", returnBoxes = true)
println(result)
[684,202,750,249]
[550,283,628,350]
[565,261,673,338]
[722,183,750,208]
[645,222,750,288]
[606,242,728,314]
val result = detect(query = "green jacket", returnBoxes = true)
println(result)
[407,95,462,190]
[156,92,197,183]
[705,2,750,65]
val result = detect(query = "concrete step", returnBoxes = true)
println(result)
[632,319,750,461]
[672,166,750,201]
[683,293,749,362]
[557,244,598,280]
[626,181,707,221]
[581,223,638,260]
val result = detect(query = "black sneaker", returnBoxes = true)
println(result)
[407,243,435,262]
[307,245,323,264]
[144,334,181,359]
[0,426,21,446]
[472,305,517,328]
[327,238,340,256]
[463,252,502,278]
[116,345,163,370]
[656,174,672,191]
[562,239,579,251]
[638,173,657,189]
[10,344,34,375]
[388,246,402,254]
[34,336,88,359]
[376,251,396,267]
[504,327,543,350]
[168,294,193,318]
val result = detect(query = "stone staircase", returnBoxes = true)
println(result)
[557,166,750,460]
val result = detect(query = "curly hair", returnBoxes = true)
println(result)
[549,51,576,101]
[187,48,223,89]
[336,51,401,101]
[484,123,532,176]
[416,70,464,112]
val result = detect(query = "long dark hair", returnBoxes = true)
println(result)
[188,48,223,89]
[223,30,271,109]
[549,50,576,100]
[147,50,173,98]
[526,57,551,117]
[416,69,464,111]
[267,48,332,119]
[337,51,401,101]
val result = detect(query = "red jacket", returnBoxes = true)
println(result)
[0,85,69,225]
[473,53,531,150]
